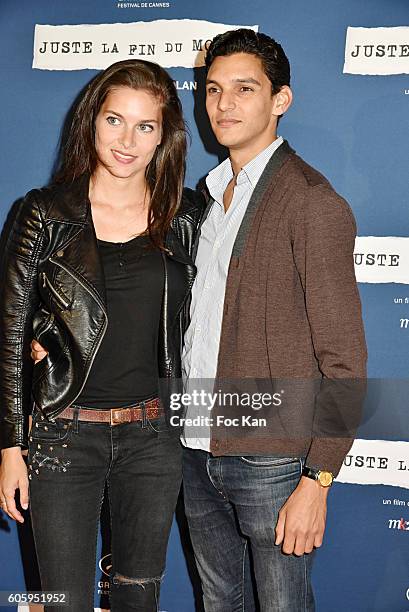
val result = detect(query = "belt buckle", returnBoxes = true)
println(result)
[110,407,132,426]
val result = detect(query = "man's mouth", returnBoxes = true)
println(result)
[216,118,241,128]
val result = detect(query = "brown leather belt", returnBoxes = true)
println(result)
[58,398,163,426]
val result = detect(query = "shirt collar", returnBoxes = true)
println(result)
[206,136,284,206]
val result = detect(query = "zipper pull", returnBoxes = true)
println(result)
[42,272,46,288]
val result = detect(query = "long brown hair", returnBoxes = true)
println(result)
[54,59,187,248]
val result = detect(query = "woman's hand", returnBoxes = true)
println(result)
[30,339,48,363]
[0,447,29,523]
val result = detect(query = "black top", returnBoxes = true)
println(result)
[75,234,164,409]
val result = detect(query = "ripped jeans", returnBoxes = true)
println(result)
[28,406,182,612]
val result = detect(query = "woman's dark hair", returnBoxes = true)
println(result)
[205,28,291,95]
[54,59,187,248]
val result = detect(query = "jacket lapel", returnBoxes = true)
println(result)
[44,175,197,319]
[164,227,196,325]
[191,192,213,263]
[215,141,295,345]
[44,174,90,225]
[44,175,106,306]
[165,226,195,266]
[231,140,294,258]
[195,141,294,266]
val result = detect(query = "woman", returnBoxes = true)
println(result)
[0,59,202,611]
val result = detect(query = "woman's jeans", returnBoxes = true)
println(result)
[28,406,182,612]
[183,448,315,612]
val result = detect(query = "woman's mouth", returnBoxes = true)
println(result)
[112,150,137,164]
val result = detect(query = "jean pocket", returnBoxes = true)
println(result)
[146,414,168,434]
[239,456,299,467]
[29,414,72,445]
[28,416,73,477]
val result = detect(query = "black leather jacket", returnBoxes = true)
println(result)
[0,174,204,449]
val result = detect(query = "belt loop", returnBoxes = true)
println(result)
[141,400,147,428]
[72,406,80,433]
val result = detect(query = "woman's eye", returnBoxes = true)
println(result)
[139,124,154,133]
[106,116,120,125]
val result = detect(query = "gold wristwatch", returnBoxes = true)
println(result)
[302,465,334,487]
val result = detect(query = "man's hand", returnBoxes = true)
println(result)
[0,447,29,523]
[275,476,329,555]
[30,339,48,363]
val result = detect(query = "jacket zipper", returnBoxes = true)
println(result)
[47,258,108,420]
[36,312,55,342]
[42,272,71,310]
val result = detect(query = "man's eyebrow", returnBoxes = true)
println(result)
[205,78,262,86]
[234,78,262,86]
[104,110,159,122]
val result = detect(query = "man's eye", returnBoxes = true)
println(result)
[240,87,254,92]
[207,87,219,94]
[106,116,120,125]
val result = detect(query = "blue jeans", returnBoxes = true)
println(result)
[182,448,315,612]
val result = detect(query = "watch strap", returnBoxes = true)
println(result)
[302,465,333,487]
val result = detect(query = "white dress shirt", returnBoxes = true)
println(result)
[181,137,284,451]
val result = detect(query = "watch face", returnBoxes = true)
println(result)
[318,471,333,487]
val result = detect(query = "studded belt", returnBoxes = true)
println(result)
[57,398,163,426]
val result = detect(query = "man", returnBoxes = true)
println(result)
[181,29,367,611]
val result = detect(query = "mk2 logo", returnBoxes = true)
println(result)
[388,517,409,531]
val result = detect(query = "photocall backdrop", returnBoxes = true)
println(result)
[0,1,408,610]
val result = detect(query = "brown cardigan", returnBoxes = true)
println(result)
[207,141,367,477]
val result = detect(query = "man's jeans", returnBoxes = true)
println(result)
[183,448,315,612]
[28,407,182,612]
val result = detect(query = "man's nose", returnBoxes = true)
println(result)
[217,91,235,112]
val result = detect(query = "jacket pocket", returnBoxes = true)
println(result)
[33,309,55,342]
[32,314,70,388]
[41,272,71,310]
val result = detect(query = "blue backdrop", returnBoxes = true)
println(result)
[1,1,409,611]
